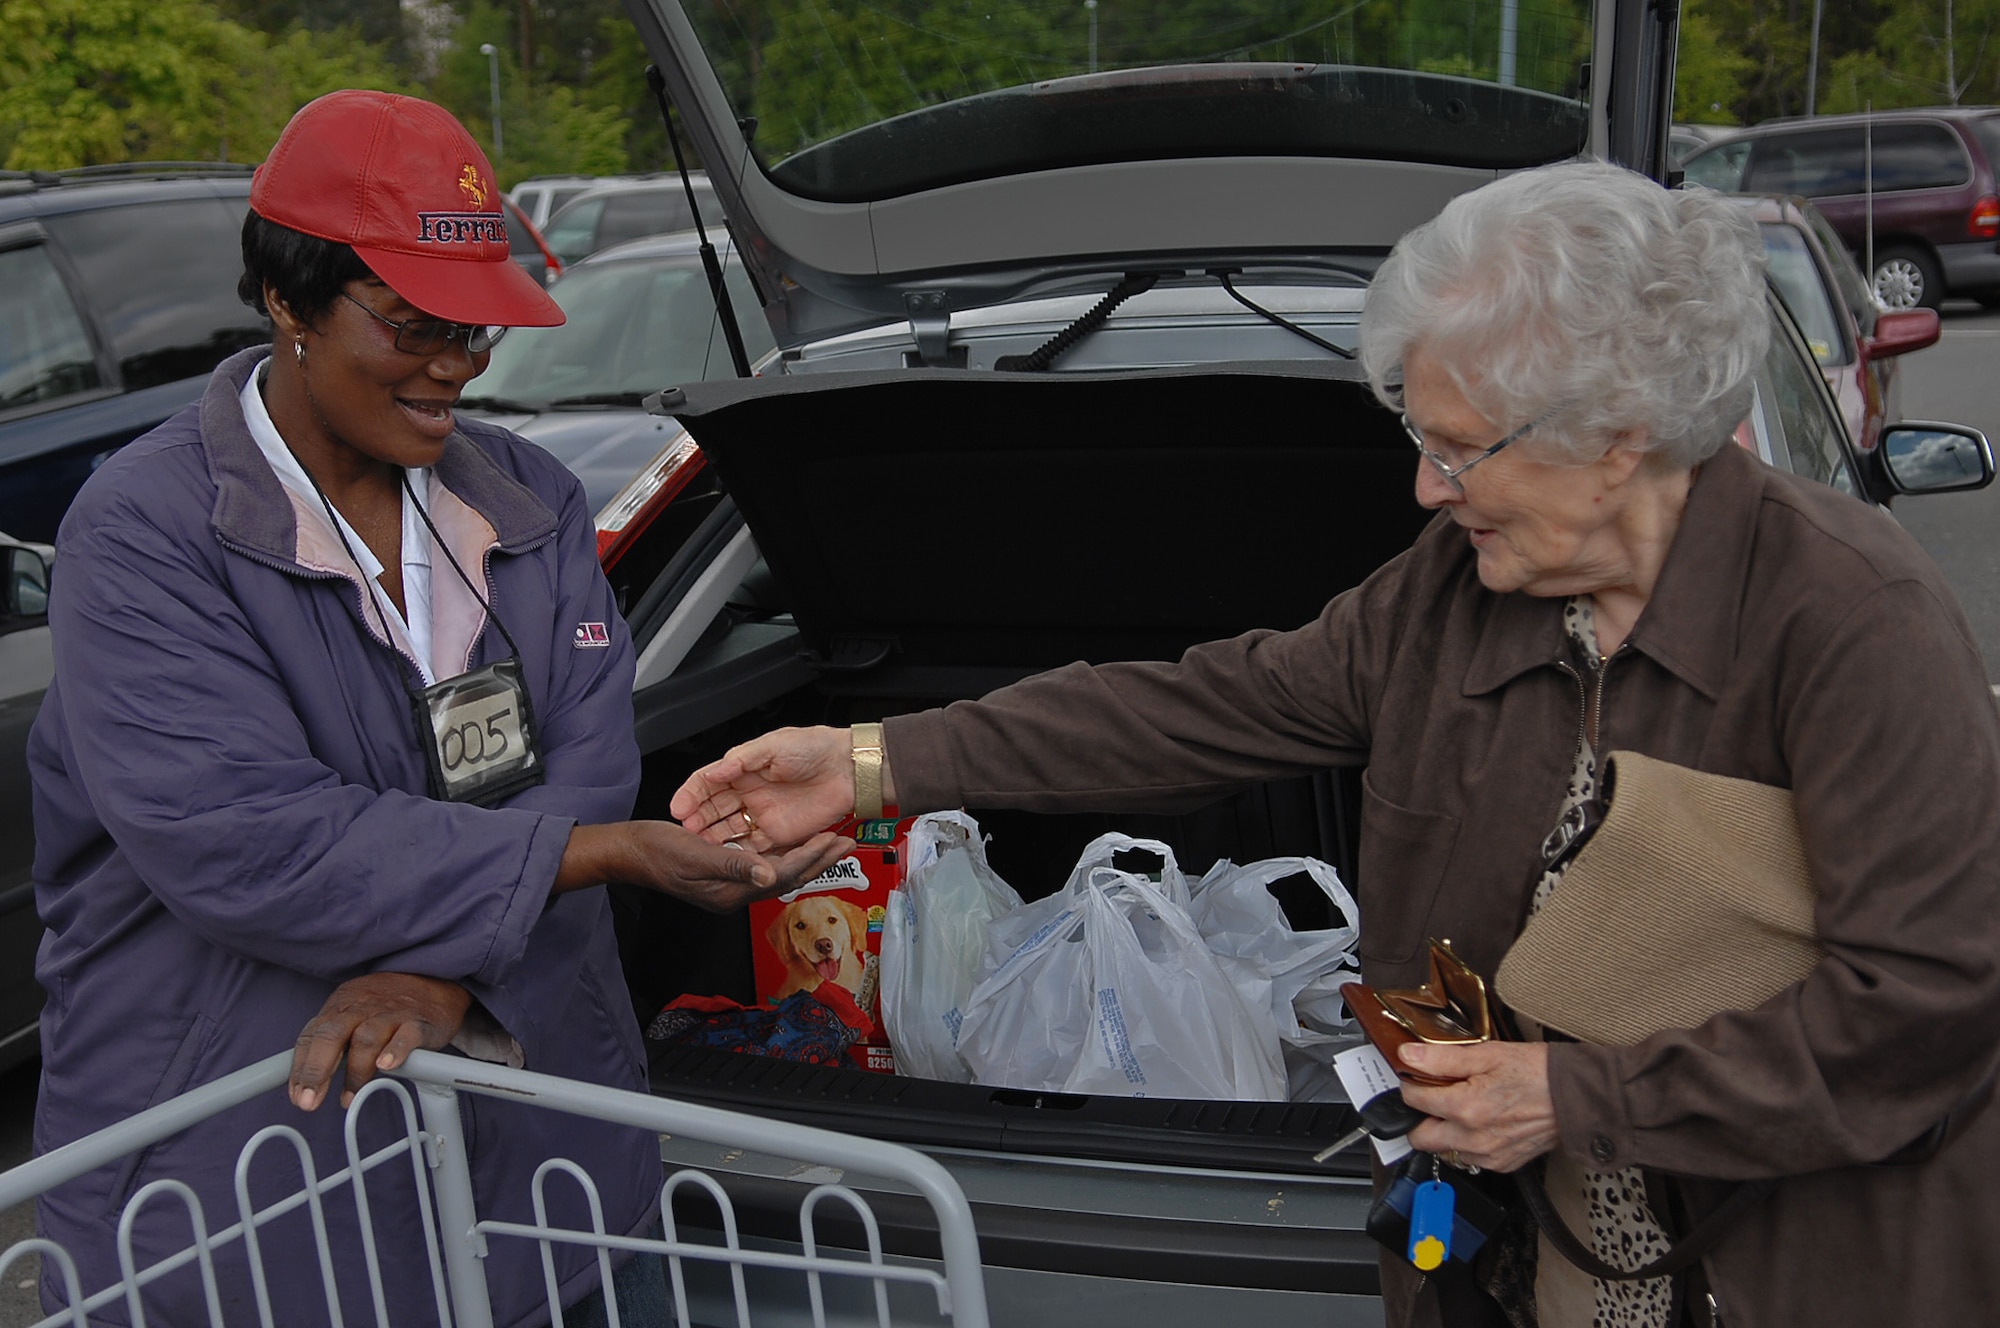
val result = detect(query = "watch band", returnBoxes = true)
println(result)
[851,722,885,820]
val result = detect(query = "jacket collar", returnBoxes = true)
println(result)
[201,346,557,565]
[1460,442,1763,700]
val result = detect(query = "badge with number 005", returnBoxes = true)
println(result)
[414,657,546,806]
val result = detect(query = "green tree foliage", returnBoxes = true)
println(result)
[423,1,632,186]
[216,0,412,66]
[0,0,406,169]
[1818,0,2000,109]
[1674,9,1756,123]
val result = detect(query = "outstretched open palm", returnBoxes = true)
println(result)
[671,725,858,851]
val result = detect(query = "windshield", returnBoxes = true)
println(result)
[686,0,1595,202]
[474,251,773,405]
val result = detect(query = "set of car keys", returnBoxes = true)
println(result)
[1314,1040,1464,1271]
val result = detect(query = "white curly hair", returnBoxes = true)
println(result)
[1359,160,1770,470]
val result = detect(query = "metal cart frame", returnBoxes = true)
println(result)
[0,1049,990,1328]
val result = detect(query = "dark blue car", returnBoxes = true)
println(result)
[0,165,269,544]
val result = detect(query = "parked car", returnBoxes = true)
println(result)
[459,230,773,519]
[500,194,563,288]
[1681,108,2000,309]
[574,2,1992,1325]
[1733,193,1940,451]
[0,165,269,543]
[1670,120,1733,165]
[0,530,52,1074]
[508,173,609,229]
[540,174,721,267]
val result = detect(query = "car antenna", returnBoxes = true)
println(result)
[645,64,754,379]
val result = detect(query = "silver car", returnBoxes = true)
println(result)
[585,3,1991,1324]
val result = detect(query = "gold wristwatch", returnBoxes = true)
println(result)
[851,722,885,820]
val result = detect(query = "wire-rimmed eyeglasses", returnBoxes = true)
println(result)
[341,292,505,356]
[1400,410,1550,490]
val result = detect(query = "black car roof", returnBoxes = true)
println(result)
[0,165,254,220]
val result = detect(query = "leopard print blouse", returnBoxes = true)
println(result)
[1526,598,1675,1328]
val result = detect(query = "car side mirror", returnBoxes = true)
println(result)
[1861,308,1941,360]
[1878,422,1995,495]
[1,547,50,619]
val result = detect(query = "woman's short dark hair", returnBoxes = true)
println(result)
[238,211,373,325]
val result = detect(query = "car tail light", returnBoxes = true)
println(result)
[1972,194,2000,239]
[595,429,706,570]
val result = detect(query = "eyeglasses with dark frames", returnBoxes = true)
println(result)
[340,292,505,356]
[1400,409,1552,490]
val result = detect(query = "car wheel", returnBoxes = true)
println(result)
[1873,245,1943,311]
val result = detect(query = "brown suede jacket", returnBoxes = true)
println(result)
[886,441,2000,1327]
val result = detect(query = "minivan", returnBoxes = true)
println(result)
[1681,108,2000,310]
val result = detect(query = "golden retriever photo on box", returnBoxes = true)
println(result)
[766,894,872,1001]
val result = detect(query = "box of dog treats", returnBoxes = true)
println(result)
[746,815,912,1073]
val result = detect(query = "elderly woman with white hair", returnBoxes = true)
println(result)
[670,161,2000,1328]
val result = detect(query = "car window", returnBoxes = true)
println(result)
[597,192,690,252]
[1971,115,2000,177]
[0,240,105,412]
[1870,122,1971,189]
[45,197,267,391]
[1759,293,1858,495]
[475,251,775,402]
[1747,122,1968,197]
[595,189,722,253]
[1682,139,1750,190]
[548,186,593,216]
[1760,223,1848,366]
[1802,203,1877,336]
[544,197,608,265]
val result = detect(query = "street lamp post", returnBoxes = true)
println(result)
[478,43,503,160]
[1086,0,1097,74]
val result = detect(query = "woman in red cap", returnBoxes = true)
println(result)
[26,90,843,1327]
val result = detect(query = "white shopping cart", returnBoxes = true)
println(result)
[0,1049,990,1328]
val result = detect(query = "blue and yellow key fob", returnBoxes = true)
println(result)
[1407,1178,1456,1270]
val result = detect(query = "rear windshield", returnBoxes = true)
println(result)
[686,0,1596,202]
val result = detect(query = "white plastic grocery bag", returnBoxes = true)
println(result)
[954,834,1287,1100]
[879,812,1024,1082]
[1188,856,1363,1047]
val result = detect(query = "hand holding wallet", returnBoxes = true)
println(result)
[1340,938,1497,1088]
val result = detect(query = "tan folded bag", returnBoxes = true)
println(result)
[1495,750,1823,1046]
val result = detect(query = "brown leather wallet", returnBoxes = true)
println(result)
[1341,939,1495,1087]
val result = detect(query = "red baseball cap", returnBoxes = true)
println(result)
[252,90,563,329]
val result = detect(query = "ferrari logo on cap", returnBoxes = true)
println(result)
[458,165,488,209]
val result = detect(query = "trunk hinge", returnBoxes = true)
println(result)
[904,291,954,367]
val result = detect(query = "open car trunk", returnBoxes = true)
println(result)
[613,362,1430,1304]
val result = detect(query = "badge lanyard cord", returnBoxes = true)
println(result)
[303,468,526,677]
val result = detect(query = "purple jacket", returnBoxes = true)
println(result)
[28,348,657,1327]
